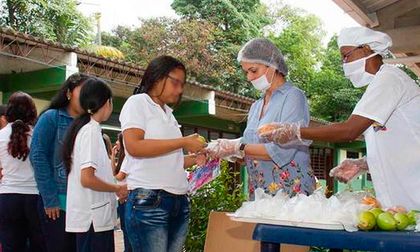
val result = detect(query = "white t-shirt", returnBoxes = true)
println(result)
[119,94,188,194]
[352,64,420,210]
[0,123,38,195]
[66,119,117,233]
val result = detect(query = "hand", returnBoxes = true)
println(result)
[45,207,60,220]
[258,122,306,145]
[111,145,118,159]
[183,134,206,153]
[207,138,242,160]
[116,184,128,200]
[329,157,368,183]
[194,153,208,166]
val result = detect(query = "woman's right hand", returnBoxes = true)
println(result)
[45,207,60,220]
[183,134,206,153]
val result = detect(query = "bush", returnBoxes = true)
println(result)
[185,160,246,251]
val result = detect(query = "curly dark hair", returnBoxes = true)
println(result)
[6,92,37,161]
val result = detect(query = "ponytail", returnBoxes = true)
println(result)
[8,119,31,161]
[61,77,112,174]
[5,92,37,161]
[62,113,91,174]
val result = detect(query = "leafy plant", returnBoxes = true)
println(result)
[185,160,246,251]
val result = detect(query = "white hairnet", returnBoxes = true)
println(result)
[337,26,392,56]
[237,38,288,76]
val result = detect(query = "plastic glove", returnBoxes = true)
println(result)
[206,138,243,162]
[329,157,369,183]
[257,122,311,146]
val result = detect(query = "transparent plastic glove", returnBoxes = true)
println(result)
[257,122,311,146]
[206,138,243,161]
[329,157,369,183]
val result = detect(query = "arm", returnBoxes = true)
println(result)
[114,171,127,181]
[300,115,373,142]
[81,167,120,192]
[123,129,204,158]
[29,111,60,208]
[110,146,118,174]
[244,144,271,160]
[81,167,127,199]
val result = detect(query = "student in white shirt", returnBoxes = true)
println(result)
[0,92,46,251]
[259,27,420,210]
[120,55,206,252]
[62,78,128,252]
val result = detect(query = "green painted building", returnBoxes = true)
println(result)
[0,27,372,194]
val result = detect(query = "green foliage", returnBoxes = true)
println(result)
[267,4,325,92]
[171,0,270,45]
[101,18,237,88]
[307,36,364,121]
[0,0,93,46]
[185,160,246,251]
[171,0,271,97]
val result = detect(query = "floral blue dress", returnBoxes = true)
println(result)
[242,82,316,199]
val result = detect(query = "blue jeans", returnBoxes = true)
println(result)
[37,197,76,252]
[0,194,46,252]
[117,201,132,252]
[125,188,190,252]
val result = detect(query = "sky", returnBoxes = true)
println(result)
[78,0,360,43]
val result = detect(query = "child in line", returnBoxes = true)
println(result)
[62,78,127,252]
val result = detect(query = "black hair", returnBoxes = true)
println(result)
[6,92,37,161]
[46,73,90,111]
[0,105,7,116]
[62,77,112,173]
[102,133,112,158]
[114,133,125,175]
[133,55,186,104]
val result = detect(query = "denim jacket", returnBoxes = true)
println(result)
[30,108,74,209]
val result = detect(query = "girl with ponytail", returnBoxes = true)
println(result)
[0,92,46,251]
[62,78,127,251]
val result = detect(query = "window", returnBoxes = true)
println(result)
[310,147,333,180]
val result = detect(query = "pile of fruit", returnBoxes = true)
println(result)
[358,196,419,231]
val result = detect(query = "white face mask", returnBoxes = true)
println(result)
[343,52,378,88]
[251,68,275,92]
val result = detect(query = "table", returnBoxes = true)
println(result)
[253,224,420,252]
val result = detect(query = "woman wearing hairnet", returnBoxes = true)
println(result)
[259,27,420,210]
[209,38,316,199]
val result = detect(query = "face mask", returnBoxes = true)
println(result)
[251,68,275,92]
[343,52,378,88]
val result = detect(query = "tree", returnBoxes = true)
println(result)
[0,0,93,46]
[171,0,270,45]
[267,5,325,92]
[309,36,364,121]
[102,18,236,86]
[171,0,272,97]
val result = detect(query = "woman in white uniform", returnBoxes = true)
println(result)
[259,26,420,210]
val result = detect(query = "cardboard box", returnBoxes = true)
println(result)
[204,211,309,252]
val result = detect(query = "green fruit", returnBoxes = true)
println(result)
[198,136,206,144]
[369,208,384,218]
[407,210,419,225]
[358,211,376,231]
[394,213,410,230]
[377,212,397,231]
